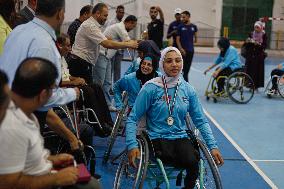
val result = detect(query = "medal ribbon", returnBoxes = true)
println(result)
[162,76,179,117]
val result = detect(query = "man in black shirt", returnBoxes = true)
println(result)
[147,6,164,49]
[14,0,37,26]
[67,5,93,46]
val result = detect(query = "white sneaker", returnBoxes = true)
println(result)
[108,105,117,112]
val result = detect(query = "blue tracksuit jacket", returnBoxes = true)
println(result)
[126,79,218,151]
[214,46,242,71]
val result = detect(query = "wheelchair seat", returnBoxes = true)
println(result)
[233,66,245,72]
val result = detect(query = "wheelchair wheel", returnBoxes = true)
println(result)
[277,75,284,98]
[103,110,125,164]
[103,92,128,164]
[113,136,149,189]
[197,139,222,189]
[226,72,254,104]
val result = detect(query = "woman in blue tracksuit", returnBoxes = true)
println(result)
[126,47,224,189]
[204,37,242,93]
[113,54,159,111]
[124,40,160,75]
[267,62,284,95]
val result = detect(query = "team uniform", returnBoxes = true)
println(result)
[214,45,242,92]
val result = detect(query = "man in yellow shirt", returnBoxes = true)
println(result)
[0,0,15,55]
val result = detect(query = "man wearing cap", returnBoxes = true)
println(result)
[167,8,182,48]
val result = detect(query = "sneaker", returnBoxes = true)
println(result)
[108,105,117,112]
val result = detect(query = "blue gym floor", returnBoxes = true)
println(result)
[93,53,283,189]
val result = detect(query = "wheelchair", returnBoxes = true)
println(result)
[103,91,129,164]
[43,89,102,176]
[113,116,222,189]
[264,74,284,98]
[205,68,255,104]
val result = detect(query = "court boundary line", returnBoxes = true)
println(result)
[253,160,284,162]
[204,109,278,189]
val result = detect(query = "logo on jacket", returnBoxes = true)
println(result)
[182,97,189,103]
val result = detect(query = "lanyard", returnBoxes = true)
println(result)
[162,76,179,117]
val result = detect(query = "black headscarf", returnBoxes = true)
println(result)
[138,40,161,60]
[218,37,230,57]
[136,54,159,85]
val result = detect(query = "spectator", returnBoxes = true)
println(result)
[244,21,267,92]
[0,70,10,124]
[0,0,82,151]
[67,5,93,46]
[94,15,137,111]
[14,0,37,26]
[106,5,125,27]
[176,11,198,82]
[0,58,101,189]
[167,8,182,48]
[58,34,113,136]
[147,6,164,49]
[0,0,16,55]
[0,0,78,108]
[68,3,137,85]
[104,5,125,84]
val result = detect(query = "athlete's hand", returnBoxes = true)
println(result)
[211,148,224,166]
[128,148,140,168]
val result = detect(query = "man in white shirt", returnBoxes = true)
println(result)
[0,0,82,152]
[68,3,138,85]
[0,58,101,189]
[94,15,137,111]
[105,5,126,88]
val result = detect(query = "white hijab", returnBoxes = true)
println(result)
[144,47,184,88]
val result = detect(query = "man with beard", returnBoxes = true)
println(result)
[68,3,138,85]
[176,11,198,82]
[147,6,164,50]
[0,0,82,151]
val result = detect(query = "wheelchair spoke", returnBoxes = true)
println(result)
[197,139,222,189]
[226,72,254,104]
